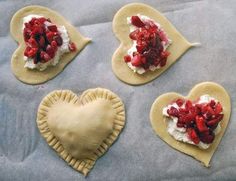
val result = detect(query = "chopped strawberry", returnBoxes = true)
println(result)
[199,131,215,144]
[214,102,223,114]
[167,106,179,117]
[27,37,38,48]
[159,58,167,67]
[24,47,38,58]
[207,114,223,127]
[124,55,131,62]
[40,51,51,62]
[38,36,45,48]
[46,32,54,42]
[68,42,76,52]
[129,29,139,40]
[131,16,145,27]
[195,116,208,132]
[187,128,200,144]
[131,54,142,67]
[46,45,55,58]
[54,35,63,46]
[161,51,170,58]
[47,25,58,32]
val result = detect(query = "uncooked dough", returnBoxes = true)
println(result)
[37,88,125,176]
[10,5,90,84]
[112,3,198,85]
[150,82,231,167]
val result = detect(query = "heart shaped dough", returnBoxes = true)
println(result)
[37,88,125,176]
[10,5,90,85]
[112,3,199,85]
[150,82,231,167]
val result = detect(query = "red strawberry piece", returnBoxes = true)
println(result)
[47,25,58,32]
[38,36,45,48]
[159,58,167,67]
[158,30,168,42]
[141,57,147,64]
[153,59,160,66]
[187,128,200,144]
[206,118,220,128]
[214,102,223,114]
[29,18,37,25]
[40,51,51,62]
[124,55,131,62]
[54,35,63,46]
[209,100,216,107]
[24,23,31,29]
[199,131,215,144]
[51,40,58,48]
[24,47,31,57]
[32,26,44,35]
[68,42,76,52]
[185,100,193,109]
[136,44,146,53]
[161,51,170,58]
[195,116,208,132]
[38,17,47,23]
[167,106,179,117]
[131,16,145,27]
[25,47,38,58]
[179,114,194,125]
[131,54,142,67]
[176,98,185,107]
[46,45,55,58]
[46,32,55,42]
[23,28,31,42]
[207,114,223,127]
[129,29,139,40]
[27,37,38,48]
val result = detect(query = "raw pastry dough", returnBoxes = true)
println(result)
[150,82,231,167]
[37,88,125,176]
[10,5,90,84]
[112,3,198,85]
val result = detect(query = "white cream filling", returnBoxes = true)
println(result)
[126,14,172,74]
[22,14,70,71]
[163,95,222,149]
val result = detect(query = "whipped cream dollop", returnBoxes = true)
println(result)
[126,14,172,74]
[23,14,70,71]
[163,95,222,149]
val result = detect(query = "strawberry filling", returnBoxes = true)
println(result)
[23,17,76,65]
[164,96,224,145]
[124,15,170,71]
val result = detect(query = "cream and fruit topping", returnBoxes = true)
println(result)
[124,15,171,74]
[163,95,224,149]
[23,15,76,71]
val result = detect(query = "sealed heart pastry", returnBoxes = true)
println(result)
[10,5,90,84]
[150,82,231,167]
[112,3,199,85]
[37,88,125,176]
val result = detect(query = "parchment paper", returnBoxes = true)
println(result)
[0,0,236,180]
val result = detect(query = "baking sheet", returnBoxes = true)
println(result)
[0,0,236,180]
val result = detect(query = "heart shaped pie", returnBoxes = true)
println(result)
[112,3,199,85]
[10,5,90,84]
[37,88,125,176]
[150,82,231,167]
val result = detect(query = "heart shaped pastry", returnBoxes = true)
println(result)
[37,88,125,176]
[10,5,90,84]
[112,3,199,85]
[150,82,231,167]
